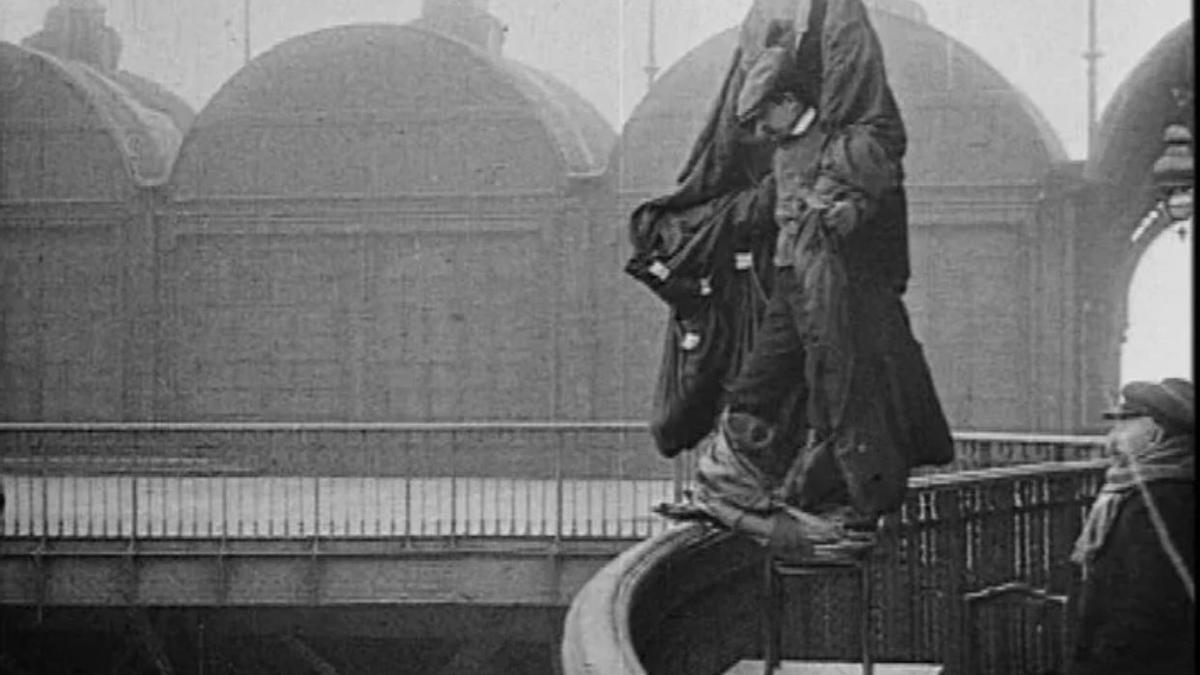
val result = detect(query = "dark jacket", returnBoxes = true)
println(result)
[1070,478,1195,674]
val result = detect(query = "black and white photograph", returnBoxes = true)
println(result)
[0,0,1193,673]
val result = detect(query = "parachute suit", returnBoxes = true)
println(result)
[626,0,954,552]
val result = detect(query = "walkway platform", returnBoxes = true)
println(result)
[1,475,676,540]
[1,475,676,609]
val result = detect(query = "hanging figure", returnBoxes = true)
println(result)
[628,0,953,555]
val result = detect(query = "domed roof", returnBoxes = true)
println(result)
[0,41,185,199]
[861,0,926,24]
[111,70,196,132]
[171,24,614,199]
[504,60,617,176]
[613,8,1066,194]
[1084,20,1193,189]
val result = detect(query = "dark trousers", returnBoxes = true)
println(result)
[725,267,807,424]
[724,264,811,420]
[722,269,816,488]
[722,266,853,509]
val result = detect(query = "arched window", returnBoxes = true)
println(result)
[1120,220,1193,383]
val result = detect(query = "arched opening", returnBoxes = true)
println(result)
[1077,19,1192,428]
[1120,220,1194,385]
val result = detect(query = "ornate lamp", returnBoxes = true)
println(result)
[1151,124,1194,226]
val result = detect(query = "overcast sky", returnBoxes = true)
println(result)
[1,0,1191,158]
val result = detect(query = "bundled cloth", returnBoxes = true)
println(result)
[628,181,777,457]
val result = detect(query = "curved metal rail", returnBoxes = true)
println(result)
[562,460,1108,675]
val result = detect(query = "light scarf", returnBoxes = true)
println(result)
[1071,422,1194,599]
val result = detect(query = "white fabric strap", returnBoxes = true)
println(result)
[1129,457,1195,602]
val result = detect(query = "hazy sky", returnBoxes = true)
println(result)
[1122,224,1194,383]
[1,0,1191,158]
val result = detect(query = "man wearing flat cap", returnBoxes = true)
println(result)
[633,0,953,553]
[1069,378,1194,675]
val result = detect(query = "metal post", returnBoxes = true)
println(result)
[243,0,252,65]
[861,563,873,675]
[1083,0,1101,153]
[404,429,412,542]
[644,0,659,89]
[555,428,564,544]
[450,429,458,543]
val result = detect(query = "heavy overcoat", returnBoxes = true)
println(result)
[624,0,953,508]
[1070,478,1195,673]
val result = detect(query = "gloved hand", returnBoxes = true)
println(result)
[823,199,860,238]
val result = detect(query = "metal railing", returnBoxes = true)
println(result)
[564,459,1111,675]
[0,422,1105,543]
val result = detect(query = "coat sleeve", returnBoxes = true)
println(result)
[804,0,906,237]
[818,0,906,158]
[803,125,899,237]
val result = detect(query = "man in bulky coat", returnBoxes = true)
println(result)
[631,0,953,552]
[1069,377,1194,674]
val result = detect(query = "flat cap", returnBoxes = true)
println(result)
[1102,378,1194,433]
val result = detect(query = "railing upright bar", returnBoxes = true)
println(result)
[520,427,530,533]
[523,433,533,536]
[450,428,458,543]
[283,460,292,539]
[342,433,351,537]
[472,473,480,538]
[251,448,260,538]
[176,451,185,538]
[600,432,610,538]
[266,432,275,538]
[580,429,589,538]
[192,467,201,538]
[237,441,246,538]
[493,450,502,537]
[10,469,20,537]
[130,474,139,544]
[39,433,49,542]
[295,429,305,538]
[1,436,10,537]
[419,430,429,538]
[313,469,321,544]
[75,472,84,538]
[100,464,108,538]
[403,429,412,543]
[55,437,64,537]
[372,429,381,538]
[555,427,564,544]
[359,429,367,537]
[281,432,292,538]
[614,428,626,538]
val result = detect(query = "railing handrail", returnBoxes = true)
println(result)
[0,424,1108,544]
[0,421,652,433]
[0,421,1107,446]
[911,458,1109,489]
